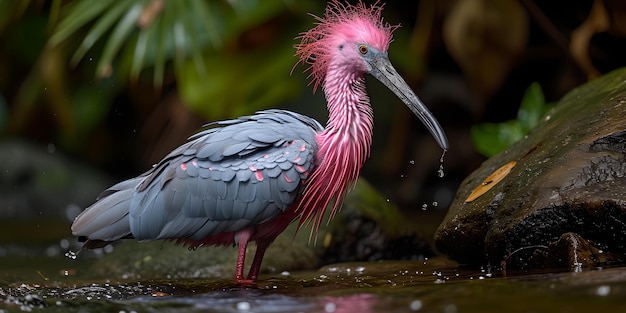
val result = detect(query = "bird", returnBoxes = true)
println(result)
[71,0,449,284]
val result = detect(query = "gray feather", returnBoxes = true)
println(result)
[238,181,256,202]
[71,177,142,242]
[222,142,250,156]
[232,199,248,219]
[222,169,236,182]
[236,169,252,181]
[73,110,322,246]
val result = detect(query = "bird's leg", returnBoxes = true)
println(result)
[234,229,254,284]
[246,239,271,281]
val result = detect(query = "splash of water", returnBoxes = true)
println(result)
[65,251,77,260]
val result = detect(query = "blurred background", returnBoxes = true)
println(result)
[1,0,625,253]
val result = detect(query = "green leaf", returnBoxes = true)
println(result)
[68,0,132,66]
[95,1,144,78]
[190,0,222,48]
[517,82,547,131]
[471,82,552,157]
[176,0,208,78]
[49,0,114,46]
[152,3,171,87]
[130,19,151,80]
[471,120,525,158]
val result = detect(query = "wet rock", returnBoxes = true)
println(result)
[434,67,626,268]
[546,232,607,269]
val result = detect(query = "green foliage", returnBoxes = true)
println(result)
[49,0,289,86]
[179,42,302,120]
[471,82,552,157]
[0,0,31,34]
[45,0,304,124]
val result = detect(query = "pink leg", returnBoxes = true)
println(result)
[234,229,254,284]
[246,239,271,281]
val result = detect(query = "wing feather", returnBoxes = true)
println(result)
[74,110,322,245]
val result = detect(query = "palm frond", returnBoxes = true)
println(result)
[48,0,244,86]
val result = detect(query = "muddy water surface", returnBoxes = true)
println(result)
[2,250,625,313]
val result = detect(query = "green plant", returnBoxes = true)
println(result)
[471,82,552,157]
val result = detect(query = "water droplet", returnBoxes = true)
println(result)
[324,302,337,313]
[65,251,77,260]
[409,160,415,165]
[597,285,611,296]
[237,301,251,311]
[421,203,428,211]
[65,204,83,222]
[437,164,445,178]
[438,150,446,178]
[432,201,438,207]
[410,300,423,311]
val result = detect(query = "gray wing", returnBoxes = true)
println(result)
[129,110,323,241]
[71,177,140,248]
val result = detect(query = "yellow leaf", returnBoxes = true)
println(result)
[465,160,517,203]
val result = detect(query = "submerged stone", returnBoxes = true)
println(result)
[435,67,626,268]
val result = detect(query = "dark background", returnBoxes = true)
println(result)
[1,0,625,224]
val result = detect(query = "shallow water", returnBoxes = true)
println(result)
[2,251,626,313]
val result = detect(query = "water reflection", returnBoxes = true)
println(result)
[3,256,626,312]
[133,289,412,313]
[135,290,318,313]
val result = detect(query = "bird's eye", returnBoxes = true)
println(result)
[358,45,368,55]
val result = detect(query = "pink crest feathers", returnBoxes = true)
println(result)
[295,0,397,91]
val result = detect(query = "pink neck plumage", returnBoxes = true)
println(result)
[297,62,373,234]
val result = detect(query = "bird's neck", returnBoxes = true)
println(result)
[318,64,373,178]
[322,66,374,150]
[295,64,374,234]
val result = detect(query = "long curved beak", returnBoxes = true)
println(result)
[368,54,449,150]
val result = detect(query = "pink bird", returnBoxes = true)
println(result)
[71,0,448,284]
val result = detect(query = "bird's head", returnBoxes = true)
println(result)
[295,0,395,90]
[295,1,449,150]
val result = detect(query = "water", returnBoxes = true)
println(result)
[1,195,624,313]
[64,251,77,260]
[2,252,626,312]
[438,149,446,178]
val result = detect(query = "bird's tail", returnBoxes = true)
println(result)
[71,177,142,249]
